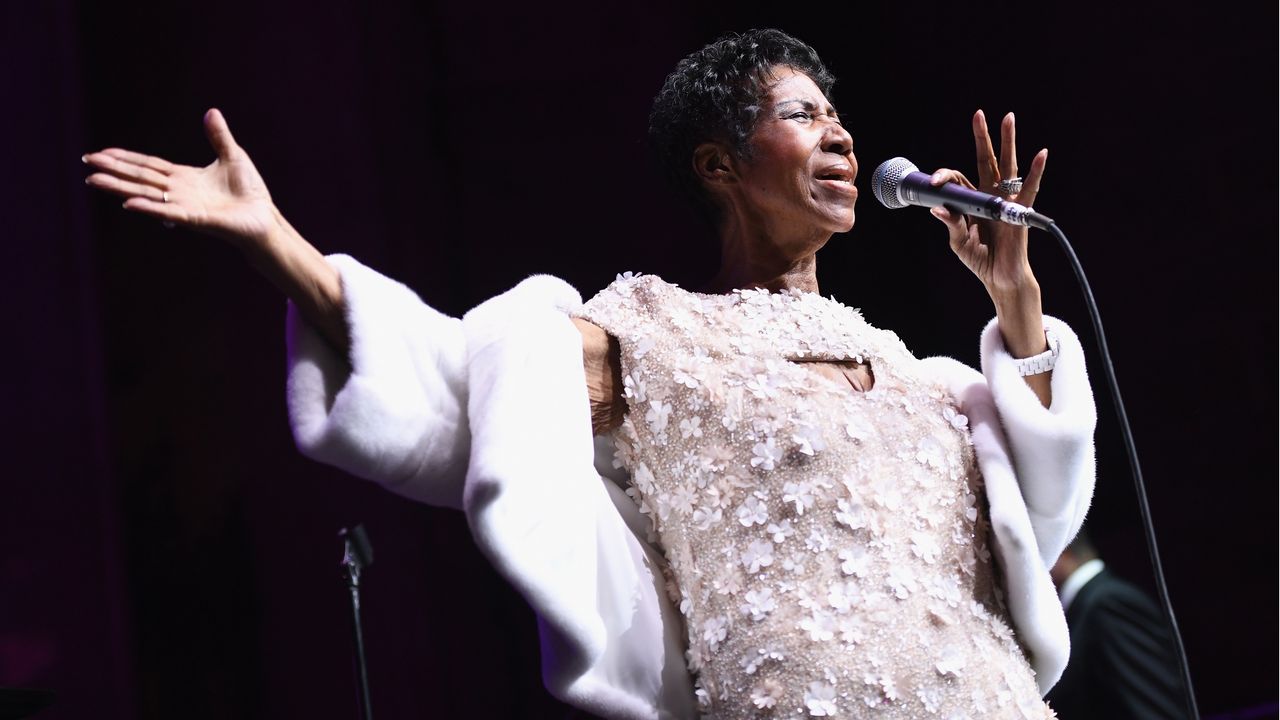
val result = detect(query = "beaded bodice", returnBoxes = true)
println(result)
[574,274,1052,719]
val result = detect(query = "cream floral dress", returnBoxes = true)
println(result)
[573,274,1055,719]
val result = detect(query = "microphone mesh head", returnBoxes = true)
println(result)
[871,157,919,210]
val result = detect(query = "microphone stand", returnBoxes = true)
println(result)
[339,525,374,720]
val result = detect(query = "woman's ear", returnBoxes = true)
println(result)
[692,142,737,186]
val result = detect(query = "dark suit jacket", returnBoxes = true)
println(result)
[1045,568,1188,719]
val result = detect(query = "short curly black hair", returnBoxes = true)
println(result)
[648,29,836,226]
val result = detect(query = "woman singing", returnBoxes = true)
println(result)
[85,28,1095,720]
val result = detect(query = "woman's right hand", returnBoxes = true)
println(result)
[86,108,351,356]
[84,108,277,249]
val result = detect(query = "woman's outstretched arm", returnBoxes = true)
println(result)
[83,108,349,358]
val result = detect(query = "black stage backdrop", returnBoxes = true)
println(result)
[2,1,1275,718]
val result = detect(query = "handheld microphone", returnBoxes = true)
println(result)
[871,157,1054,230]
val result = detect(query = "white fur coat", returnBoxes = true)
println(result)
[285,255,1097,719]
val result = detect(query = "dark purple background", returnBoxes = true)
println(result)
[3,0,1275,718]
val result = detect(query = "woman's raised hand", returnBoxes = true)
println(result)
[928,110,1053,405]
[926,110,1048,305]
[83,108,277,249]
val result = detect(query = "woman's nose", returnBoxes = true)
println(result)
[823,122,853,156]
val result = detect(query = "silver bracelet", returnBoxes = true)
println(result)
[1013,327,1060,377]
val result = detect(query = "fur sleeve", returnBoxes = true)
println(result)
[980,315,1097,568]
[284,254,470,509]
[460,275,695,719]
[914,316,1097,694]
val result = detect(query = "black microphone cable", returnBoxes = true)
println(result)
[1042,221,1200,720]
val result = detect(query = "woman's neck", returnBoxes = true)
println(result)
[701,213,827,295]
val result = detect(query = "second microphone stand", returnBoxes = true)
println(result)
[340,525,375,720]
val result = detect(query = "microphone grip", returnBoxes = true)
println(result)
[900,171,1005,221]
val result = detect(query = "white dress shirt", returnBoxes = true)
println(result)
[1059,558,1105,612]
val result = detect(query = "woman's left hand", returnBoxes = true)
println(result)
[931,110,1054,405]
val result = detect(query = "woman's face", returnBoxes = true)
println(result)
[733,66,857,237]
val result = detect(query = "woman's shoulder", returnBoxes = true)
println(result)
[575,272,690,332]
[586,271,679,302]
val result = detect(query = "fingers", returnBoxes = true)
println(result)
[1018,148,1047,208]
[929,168,976,190]
[972,109,999,191]
[92,173,193,228]
[932,206,986,271]
[83,150,171,188]
[203,108,238,160]
[974,110,1026,193]
[930,204,964,228]
[96,148,174,175]
[929,205,967,248]
[85,171,169,203]
[1000,112,1017,182]
[122,196,188,224]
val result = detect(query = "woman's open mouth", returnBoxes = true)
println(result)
[815,165,857,196]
